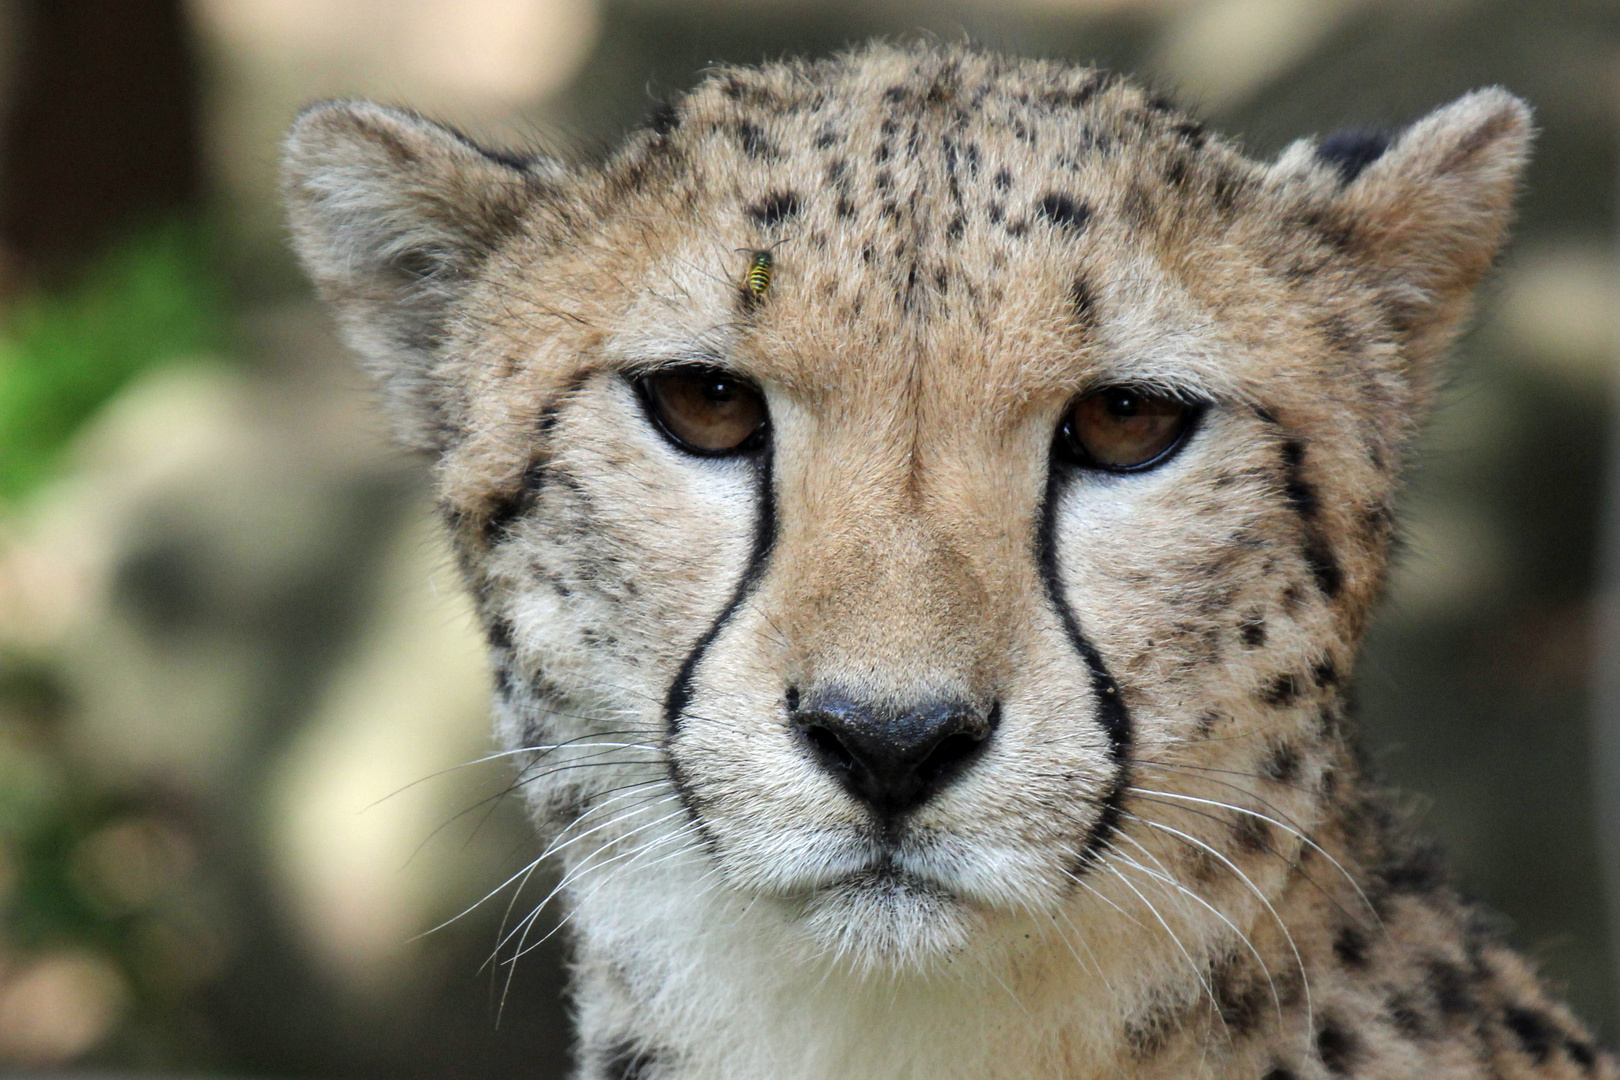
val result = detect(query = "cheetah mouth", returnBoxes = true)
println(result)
[826,852,956,897]
[822,864,958,905]
[776,833,1004,910]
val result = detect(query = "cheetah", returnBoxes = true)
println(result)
[282,42,1607,1080]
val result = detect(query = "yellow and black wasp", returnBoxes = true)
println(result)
[737,240,789,305]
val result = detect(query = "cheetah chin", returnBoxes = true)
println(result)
[284,40,1613,1080]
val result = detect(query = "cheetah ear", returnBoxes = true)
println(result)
[282,101,561,453]
[1276,89,1533,379]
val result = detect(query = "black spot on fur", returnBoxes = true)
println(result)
[1303,207,1358,252]
[994,167,1013,190]
[1279,442,1344,597]
[1315,1018,1360,1074]
[1035,192,1091,233]
[1383,841,1446,896]
[493,662,516,699]
[1211,953,1267,1037]
[1196,710,1224,737]
[1333,925,1370,968]
[1124,1001,1177,1057]
[1424,957,1477,1018]
[1210,167,1248,212]
[1261,673,1302,707]
[602,1040,656,1080]
[1239,615,1267,648]
[1280,441,1317,517]
[1174,119,1206,148]
[813,125,838,149]
[1315,709,1341,744]
[1261,1069,1298,1080]
[902,261,922,312]
[987,201,1004,224]
[1318,129,1391,184]
[747,190,801,228]
[1303,536,1344,597]
[1504,1006,1560,1064]
[1232,813,1270,853]
[884,84,908,102]
[484,456,548,544]
[1264,741,1301,784]
[1070,275,1097,325]
[1313,658,1339,688]
[645,99,680,136]
[735,120,775,160]
[1363,502,1395,539]
[962,142,981,177]
[1568,1038,1599,1071]
[487,616,514,651]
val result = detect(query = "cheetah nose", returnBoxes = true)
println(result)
[790,691,998,816]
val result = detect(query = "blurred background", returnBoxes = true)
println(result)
[0,0,1612,1076]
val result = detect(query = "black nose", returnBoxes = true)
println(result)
[790,691,997,815]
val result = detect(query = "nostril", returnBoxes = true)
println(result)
[915,730,985,784]
[801,722,855,772]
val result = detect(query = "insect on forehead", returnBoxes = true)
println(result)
[738,238,790,304]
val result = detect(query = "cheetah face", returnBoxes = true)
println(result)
[283,49,1528,971]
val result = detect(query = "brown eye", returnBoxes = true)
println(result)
[1058,386,1197,471]
[639,368,769,455]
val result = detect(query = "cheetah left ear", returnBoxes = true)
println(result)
[282,101,566,454]
[1274,89,1533,377]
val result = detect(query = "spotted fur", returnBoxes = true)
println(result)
[283,42,1600,1080]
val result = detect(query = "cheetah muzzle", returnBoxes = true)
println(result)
[283,41,1611,1080]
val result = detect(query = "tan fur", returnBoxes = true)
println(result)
[283,43,1603,1080]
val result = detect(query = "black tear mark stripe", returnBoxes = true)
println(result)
[660,451,777,855]
[664,449,778,733]
[1037,466,1131,872]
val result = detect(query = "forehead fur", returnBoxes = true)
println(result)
[441,47,1351,500]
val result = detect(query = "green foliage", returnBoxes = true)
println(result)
[0,223,226,500]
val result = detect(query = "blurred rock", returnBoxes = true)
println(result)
[268,504,510,1005]
[0,950,128,1066]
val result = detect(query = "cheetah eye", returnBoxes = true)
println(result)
[638,367,769,456]
[1056,386,1198,472]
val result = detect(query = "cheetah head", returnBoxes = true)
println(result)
[282,45,1529,976]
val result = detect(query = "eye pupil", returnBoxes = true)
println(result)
[1104,389,1139,417]
[1058,386,1197,472]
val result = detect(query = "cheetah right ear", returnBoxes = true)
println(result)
[282,101,562,453]
[1273,89,1533,389]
